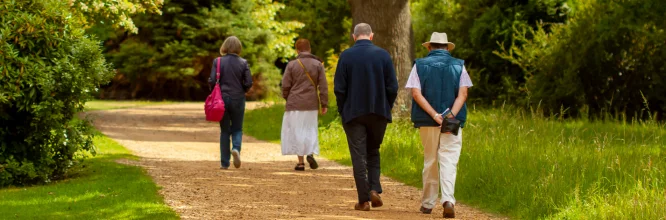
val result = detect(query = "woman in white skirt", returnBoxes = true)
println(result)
[281,39,328,171]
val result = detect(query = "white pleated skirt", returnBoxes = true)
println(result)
[281,110,319,156]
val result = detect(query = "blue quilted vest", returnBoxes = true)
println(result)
[411,50,468,128]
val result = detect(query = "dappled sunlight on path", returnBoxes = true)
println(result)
[87,103,501,219]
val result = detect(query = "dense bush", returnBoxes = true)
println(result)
[497,0,666,119]
[0,0,160,186]
[0,0,115,186]
[95,0,303,100]
[412,0,569,104]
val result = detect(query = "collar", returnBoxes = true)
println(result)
[427,49,451,57]
[297,52,322,62]
[354,39,374,46]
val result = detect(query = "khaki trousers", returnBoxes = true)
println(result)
[420,127,463,209]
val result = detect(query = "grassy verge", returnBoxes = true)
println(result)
[244,104,666,219]
[0,100,178,219]
[0,133,179,219]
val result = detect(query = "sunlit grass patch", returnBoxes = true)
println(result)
[0,133,179,219]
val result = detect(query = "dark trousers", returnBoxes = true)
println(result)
[219,96,246,168]
[342,114,388,203]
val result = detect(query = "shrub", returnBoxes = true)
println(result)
[497,0,666,119]
[0,0,113,186]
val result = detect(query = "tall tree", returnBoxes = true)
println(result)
[349,0,413,114]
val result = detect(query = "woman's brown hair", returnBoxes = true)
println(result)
[220,36,242,55]
[295,38,311,53]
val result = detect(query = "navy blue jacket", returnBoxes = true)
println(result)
[208,54,253,98]
[334,40,399,123]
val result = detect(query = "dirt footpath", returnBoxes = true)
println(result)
[87,103,501,220]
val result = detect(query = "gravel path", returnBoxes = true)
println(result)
[86,103,502,219]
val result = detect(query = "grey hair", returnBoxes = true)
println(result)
[353,23,372,37]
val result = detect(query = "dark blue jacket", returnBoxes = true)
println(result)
[411,50,468,128]
[334,40,399,123]
[208,54,253,98]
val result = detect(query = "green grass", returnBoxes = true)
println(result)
[84,100,173,111]
[0,133,179,219]
[243,103,338,144]
[244,104,666,219]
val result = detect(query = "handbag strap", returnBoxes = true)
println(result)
[296,59,317,87]
[296,59,321,109]
[216,57,221,83]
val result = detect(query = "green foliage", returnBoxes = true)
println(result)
[97,0,303,100]
[411,0,569,104]
[497,0,666,119]
[70,0,163,33]
[0,0,115,186]
[278,0,351,60]
[0,132,179,219]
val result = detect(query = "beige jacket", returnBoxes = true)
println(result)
[282,52,329,111]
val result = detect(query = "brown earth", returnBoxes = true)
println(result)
[86,103,504,220]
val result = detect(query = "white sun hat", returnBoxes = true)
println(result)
[422,32,455,51]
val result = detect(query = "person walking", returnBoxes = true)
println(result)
[280,39,328,171]
[208,36,253,169]
[406,32,472,218]
[334,23,399,211]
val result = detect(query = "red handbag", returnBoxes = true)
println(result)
[205,58,225,122]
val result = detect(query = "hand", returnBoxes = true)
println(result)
[447,113,455,119]
[321,107,328,115]
[433,114,444,125]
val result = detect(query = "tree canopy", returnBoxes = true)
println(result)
[95,0,303,100]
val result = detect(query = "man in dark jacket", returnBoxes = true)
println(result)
[334,23,399,211]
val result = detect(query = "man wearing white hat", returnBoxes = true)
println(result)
[405,32,473,218]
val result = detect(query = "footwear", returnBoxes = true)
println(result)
[306,155,318,169]
[294,163,305,171]
[220,166,229,170]
[231,150,241,168]
[420,206,432,214]
[443,201,455,218]
[370,190,383,207]
[354,201,370,211]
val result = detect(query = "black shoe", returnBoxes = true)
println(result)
[443,201,455,218]
[306,155,318,169]
[294,163,305,171]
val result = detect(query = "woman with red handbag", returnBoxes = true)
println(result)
[208,36,253,169]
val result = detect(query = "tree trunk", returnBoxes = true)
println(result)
[349,0,413,117]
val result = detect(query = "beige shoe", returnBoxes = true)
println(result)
[231,150,241,168]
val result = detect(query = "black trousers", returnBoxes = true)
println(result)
[342,114,388,203]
